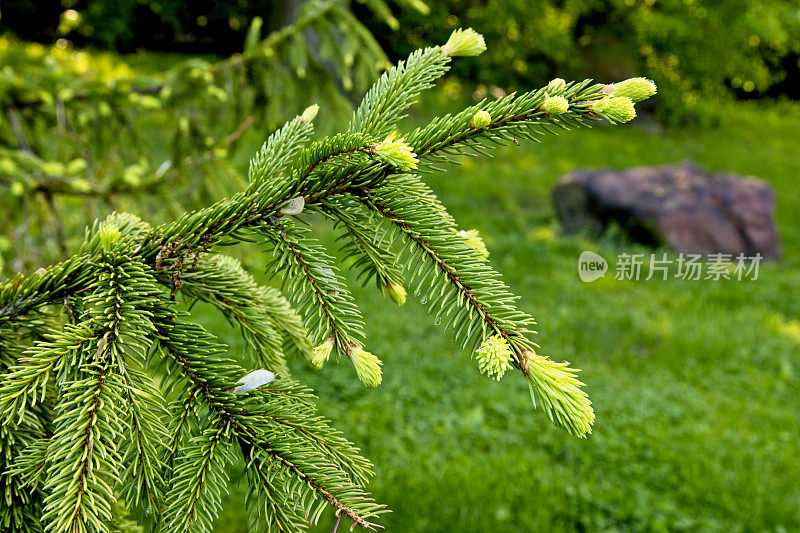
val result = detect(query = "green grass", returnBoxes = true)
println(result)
[204,99,800,532]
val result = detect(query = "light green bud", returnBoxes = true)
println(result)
[207,86,228,103]
[546,78,567,94]
[458,229,490,258]
[11,181,25,197]
[66,158,87,175]
[350,345,383,387]
[301,104,319,123]
[386,281,407,306]
[612,77,657,102]
[99,223,121,252]
[310,336,335,369]
[442,28,487,57]
[374,133,418,171]
[543,95,570,115]
[474,334,514,380]
[471,110,492,129]
[592,96,637,124]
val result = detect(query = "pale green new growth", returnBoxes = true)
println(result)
[458,229,490,258]
[471,110,492,128]
[543,95,570,115]
[611,77,658,102]
[350,345,383,388]
[441,27,487,57]
[0,27,656,531]
[546,78,567,94]
[386,281,407,306]
[525,351,595,438]
[300,103,320,123]
[310,336,335,369]
[474,335,514,380]
[592,96,637,124]
[99,223,121,251]
[373,133,419,170]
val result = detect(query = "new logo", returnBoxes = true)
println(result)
[578,251,608,282]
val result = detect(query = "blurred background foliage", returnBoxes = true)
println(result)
[369,0,800,124]
[0,0,402,273]
[0,2,799,530]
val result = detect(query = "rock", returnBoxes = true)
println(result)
[552,162,781,259]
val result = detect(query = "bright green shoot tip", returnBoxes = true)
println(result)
[592,96,637,124]
[372,133,419,171]
[524,350,595,437]
[310,336,334,369]
[350,345,383,387]
[611,77,657,102]
[543,95,570,116]
[300,103,319,123]
[474,334,514,380]
[442,27,487,57]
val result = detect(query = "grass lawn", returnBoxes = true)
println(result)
[204,99,800,531]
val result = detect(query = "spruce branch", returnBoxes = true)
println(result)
[260,220,366,351]
[0,27,658,530]
[151,311,383,529]
[317,197,405,295]
[0,324,97,424]
[117,366,170,521]
[178,255,306,376]
[162,418,233,533]
[41,364,126,533]
[41,252,161,532]
[350,46,452,138]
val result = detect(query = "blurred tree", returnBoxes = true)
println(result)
[0,1,428,275]
[0,0,428,53]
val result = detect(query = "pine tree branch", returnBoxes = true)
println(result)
[178,255,296,376]
[317,197,405,292]
[260,219,366,352]
[152,311,383,529]
[0,323,97,424]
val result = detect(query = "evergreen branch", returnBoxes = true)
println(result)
[186,255,313,363]
[0,44,659,526]
[8,436,49,491]
[118,366,170,520]
[0,324,96,424]
[151,312,383,529]
[363,174,535,352]
[41,253,162,532]
[294,132,375,187]
[0,255,95,323]
[249,114,315,187]
[0,407,48,532]
[360,174,595,435]
[164,389,200,475]
[350,46,451,138]
[318,197,405,293]
[162,418,233,533]
[0,334,49,532]
[178,255,296,376]
[41,361,126,533]
[244,443,384,532]
[244,454,311,532]
[259,219,366,354]
[407,80,605,163]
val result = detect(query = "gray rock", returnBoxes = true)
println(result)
[552,162,780,259]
